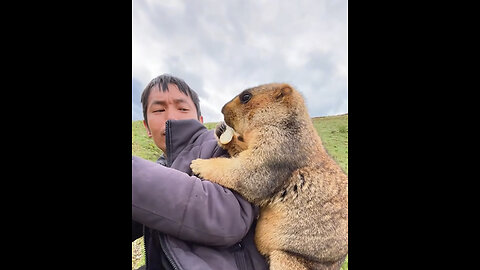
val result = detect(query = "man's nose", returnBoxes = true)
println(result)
[166,110,179,120]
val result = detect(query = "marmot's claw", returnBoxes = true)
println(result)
[215,122,227,139]
[190,159,204,177]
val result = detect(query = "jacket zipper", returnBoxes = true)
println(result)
[233,242,248,270]
[158,126,179,270]
[143,235,149,269]
[165,120,173,167]
[159,233,181,270]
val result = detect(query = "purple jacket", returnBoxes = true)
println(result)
[132,119,268,270]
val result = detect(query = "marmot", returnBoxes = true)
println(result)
[190,83,348,270]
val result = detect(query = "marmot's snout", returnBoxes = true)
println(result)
[221,103,235,130]
[221,103,227,115]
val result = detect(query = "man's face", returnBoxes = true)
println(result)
[143,83,203,154]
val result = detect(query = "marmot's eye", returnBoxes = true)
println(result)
[240,91,252,104]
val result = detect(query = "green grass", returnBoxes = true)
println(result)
[132,237,145,269]
[203,122,218,130]
[132,114,348,269]
[312,114,348,174]
[132,121,163,161]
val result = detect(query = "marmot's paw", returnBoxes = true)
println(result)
[216,122,234,145]
[215,122,226,139]
[190,158,209,178]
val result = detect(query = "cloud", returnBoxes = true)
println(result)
[132,78,144,121]
[132,0,348,122]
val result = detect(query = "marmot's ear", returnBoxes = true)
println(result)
[274,85,293,100]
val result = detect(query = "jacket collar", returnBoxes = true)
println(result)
[163,119,207,167]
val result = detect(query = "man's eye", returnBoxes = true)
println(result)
[153,109,165,113]
[179,108,189,112]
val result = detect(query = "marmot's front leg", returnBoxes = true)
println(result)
[190,157,238,190]
[191,151,272,204]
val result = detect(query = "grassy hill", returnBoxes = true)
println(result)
[132,114,348,269]
[132,121,163,162]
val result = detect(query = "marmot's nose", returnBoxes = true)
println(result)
[221,104,227,115]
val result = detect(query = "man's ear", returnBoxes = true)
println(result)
[274,84,293,100]
[198,115,204,124]
[143,120,152,137]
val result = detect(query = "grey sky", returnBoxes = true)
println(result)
[132,0,348,123]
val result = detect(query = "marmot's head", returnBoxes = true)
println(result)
[221,83,306,135]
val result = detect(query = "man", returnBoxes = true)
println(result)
[132,74,268,270]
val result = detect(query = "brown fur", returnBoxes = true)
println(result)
[190,83,348,270]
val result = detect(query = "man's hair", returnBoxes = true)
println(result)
[141,74,202,125]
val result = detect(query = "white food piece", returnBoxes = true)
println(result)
[219,125,234,144]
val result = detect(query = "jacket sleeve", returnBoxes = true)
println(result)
[132,156,256,247]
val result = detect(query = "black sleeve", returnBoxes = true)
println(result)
[132,220,143,242]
